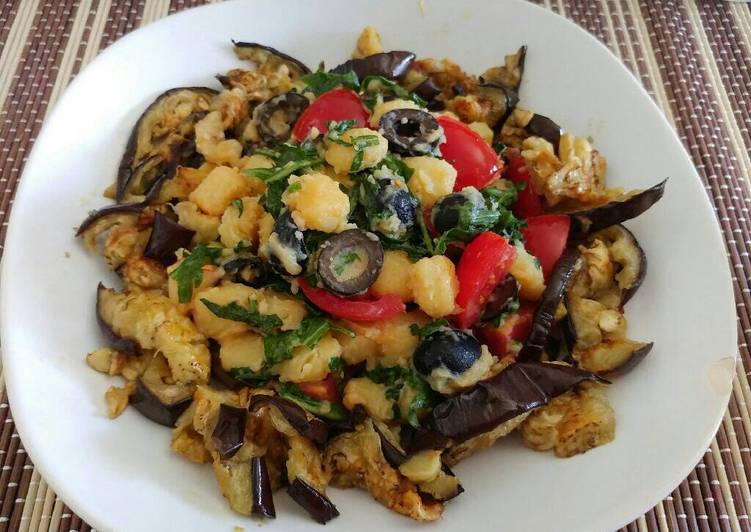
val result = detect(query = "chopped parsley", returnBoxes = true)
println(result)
[169,244,222,303]
[301,70,360,96]
[366,365,435,427]
[360,75,427,110]
[325,120,380,172]
[263,317,332,366]
[410,319,449,338]
[229,367,273,386]
[276,382,348,421]
[333,250,361,275]
[200,298,282,335]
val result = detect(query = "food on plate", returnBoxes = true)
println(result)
[77,26,665,523]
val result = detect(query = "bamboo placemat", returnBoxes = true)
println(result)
[0,0,750,530]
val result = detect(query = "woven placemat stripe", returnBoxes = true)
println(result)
[0,1,749,531]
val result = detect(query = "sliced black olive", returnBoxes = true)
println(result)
[232,41,311,78]
[365,168,418,240]
[525,113,562,151]
[286,478,340,524]
[317,229,383,296]
[96,283,139,354]
[254,92,309,144]
[330,50,415,80]
[143,212,195,266]
[568,179,667,241]
[212,404,247,460]
[413,328,482,377]
[474,83,519,129]
[266,210,307,275]
[428,361,605,443]
[379,108,443,156]
[117,87,217,202]
[519,247,580,362]
[249,395,328,445]
[430,187,487,235]
[251,456,276,519]
[482,275,519,321]
[221,252,262,286]
[130,379,192,427]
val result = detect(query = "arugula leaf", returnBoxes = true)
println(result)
[493,142,507,156]
[403,372,435,428]
[262,317,332,366]
[487,298,521,328]
[325,119,358,144]
[482,185,519,209]
[410,319,449,338]
[260,180,286,217]
[169,244,222,303]
[276,382,348,420]
[285,181,301,194]
[324,121,379,172]
[245,158,321,184]
[328,356,346,390]
[360,75,427,110]
[230,366,273,385]
[329,323,355,337]
[381,238,429,261]
[366,365,435,427]
[367,365,409,385]
[295,317,330,349]
[200,298,282,334]
[381,154,414,180]
[302,70,359,96]
[416,207,435,254]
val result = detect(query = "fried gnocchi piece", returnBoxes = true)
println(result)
[282,172,351,233]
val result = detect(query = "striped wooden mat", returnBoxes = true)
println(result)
[1,0,750,530]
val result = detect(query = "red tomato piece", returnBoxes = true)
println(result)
[298,374,339,402]
[291,88,370,141]
[299,278,405,322]
[436,115,503,191]
[504,148,543,219]
[477,303,535,358]
[454,232,517,329]
[521,214,571,280]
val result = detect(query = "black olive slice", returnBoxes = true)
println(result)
[254,92,309,144]
[317,229,384,296]
[413,329,482,377]
[379,108,443,156]
[267,210,307,275]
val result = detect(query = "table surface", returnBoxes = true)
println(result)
[1,0,750,530]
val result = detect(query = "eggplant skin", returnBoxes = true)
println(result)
[569,179,667,241]
[251,456,276,519]
[606,225,648,305]
[519,247,580,362]
[232,41,311,76]
[429,361,605,443]
[143,212,195,266]
[76,203,145,237]
[249,395,328,445]
[212,404,247,460]
[129,379,192,427]
[577,340,654,377]
[330,50,415,80]
[117,87,217,202]
[287,478,340,524]
[372,422,407,469]
[96,283,139,354]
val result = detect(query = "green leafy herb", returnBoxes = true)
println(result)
[246,158,321,184]
[301,70,360,96]
[493,142,507,156]
[360,75,427,110]
[410,319,449,338]
[367,365,435,427]
[482,184,518,208]
[325,119,358,144]
[169,244,222,303]
[276,382,348,421]
[403,372,435,427]
[231,198,244,216]
[230,367,273,385]
[260,181,285,217]
[285,181,301,194]
[381,154,413,180]
[416,207,435,254]
[487,298,521,328]
[333,250,361,275]
[325,120,379,173]
[328,356,346,391]
[329,323,355,337]
[367,365,410,386]
[200,298,282,334]
[263,317,332,366]
[381,238,428,261]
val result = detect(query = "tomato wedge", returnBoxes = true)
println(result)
[299,278,405,322]
[436,115,502,191]
[505,148,543,219]
[454,232,517,329]
[476,303,535,358]
[298,374,339,402]
[291,88,370,141]
[521,214,571,280]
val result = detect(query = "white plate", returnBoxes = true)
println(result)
[0,1,737,531]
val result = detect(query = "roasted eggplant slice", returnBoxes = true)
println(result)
[249,395,328,444]
[373,421,407,468]
[251,456,276,519]
[519,248,580,361]
[418,466,463,502]
[379,108,443,156]
[96,283,139,354]
[254,92,310,144]
[474,83,519,129]
[592,225,647,304]
[143,212,195,266]
[317,229,384,296]
[413,77,443,109]
[77,203,145,238]
[428,361,605,443]
[575,340,653,377]
[568,179,667,240]
[331,50,415,80]
[525,113,562,150]
[480,46,527,92]
[287,478,340,524]
[399,426,451,455]
[117,87,217,201]
[209,344,246,391]
[130,379,192,427]
[232,41,311,78]
[212,404,247,460]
